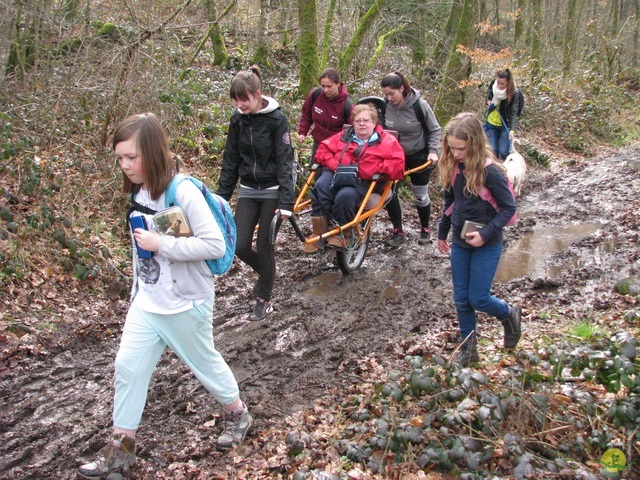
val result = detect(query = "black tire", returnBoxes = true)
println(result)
[336,223,369,274]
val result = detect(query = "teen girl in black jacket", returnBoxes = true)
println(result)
[217,66,295,321]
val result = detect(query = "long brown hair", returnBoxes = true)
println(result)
[496,68,516,104]
[439,112,499,197]
[319,67,341,84]
[112,113,175,200]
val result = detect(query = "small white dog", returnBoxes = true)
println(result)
[504,147,527,197]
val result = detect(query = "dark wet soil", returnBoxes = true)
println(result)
[1,144,639,479]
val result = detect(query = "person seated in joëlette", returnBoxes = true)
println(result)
[306,103,405,250]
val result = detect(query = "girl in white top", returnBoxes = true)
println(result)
[78,113,251,480]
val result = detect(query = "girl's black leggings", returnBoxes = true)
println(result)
[234,196,280,301]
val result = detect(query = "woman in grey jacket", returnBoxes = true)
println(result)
[381,71,442,247]
[217,65,295,321]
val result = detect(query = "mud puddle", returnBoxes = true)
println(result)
[495,221,616,283]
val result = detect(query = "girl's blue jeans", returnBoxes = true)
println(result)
[450,243,510,341]
[484,122,510,160]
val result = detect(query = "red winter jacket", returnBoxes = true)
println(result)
[314,125,406,181]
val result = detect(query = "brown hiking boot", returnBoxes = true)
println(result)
[303,216,328,254]
[78,433,136,479]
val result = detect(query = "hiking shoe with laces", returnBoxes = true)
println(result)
[250,297,273,321]
[216,407,253,450]
[453,336,479,366]
[385,229,409,248]
[78,434,136,479]
[418,228,431,245]
[502,305,522,348]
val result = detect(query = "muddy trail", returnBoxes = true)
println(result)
[1,145,639,479]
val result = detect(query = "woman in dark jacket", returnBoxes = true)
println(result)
[217,65,295,321]
[484,68,521,160]
[437,112,521,366]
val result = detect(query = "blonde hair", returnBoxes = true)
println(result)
[351,103,378,124]
[439,112,500,197]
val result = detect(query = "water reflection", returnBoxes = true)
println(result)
[302,271,342,295]
[495,222,603,283]
[303,267,404,297]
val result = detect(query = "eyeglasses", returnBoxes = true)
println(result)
[353,118,373,124]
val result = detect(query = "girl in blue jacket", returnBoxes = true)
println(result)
[436,112,522,366]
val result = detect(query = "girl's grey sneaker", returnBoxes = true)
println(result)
[216,407,253,450]
[502,305,522,348]
[250,297,273,321]
[385,229,409,248]
[418,228,432,245]
[78,433,136,479]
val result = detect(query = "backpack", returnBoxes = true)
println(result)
[444,159,517,226]
[311,88,353,124]
[128,174,236,275]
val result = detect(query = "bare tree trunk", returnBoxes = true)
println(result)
[298,0,319,95]
[513,0,526,46]
[552,1,562,44]
[432,0,463,71]
[337,0,387,74]
[204,0,229,66]
[252,0,270,66]
[434,0,479,125]
[320,0,337,70]
[0,0,16,82]
[179,0,234,79]
[562,0,580,77]
[410,5,426,64]
[529,0,542,84]
[634,0,640,67]
[611,0,619,39]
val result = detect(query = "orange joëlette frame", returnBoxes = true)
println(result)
[294,159,433,247]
